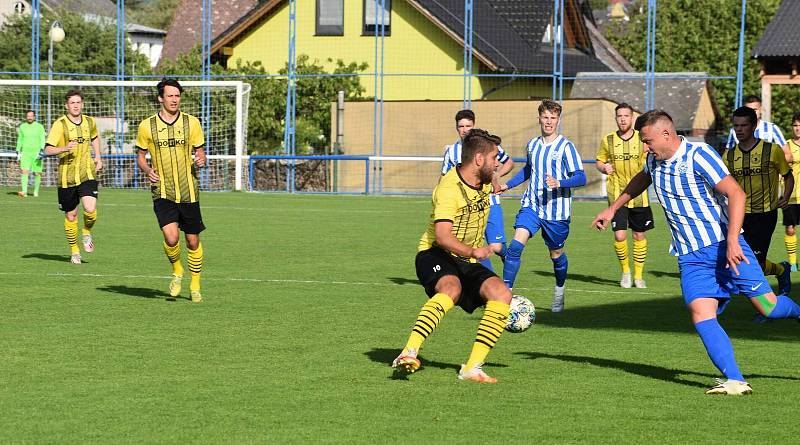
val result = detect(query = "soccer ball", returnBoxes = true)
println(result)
[505,295,535,333]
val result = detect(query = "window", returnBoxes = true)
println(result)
[316,0,343,36]
[363,0,391,36]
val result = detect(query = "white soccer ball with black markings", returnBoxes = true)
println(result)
[505,295,535,333]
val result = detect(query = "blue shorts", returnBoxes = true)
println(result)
[513,207,570,250]
[678,236,771,314]
[485,203,505,244]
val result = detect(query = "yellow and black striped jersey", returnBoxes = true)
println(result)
[418,168,491,263]
[785,139,800,205]
[46,114,98,188]
[135,112,205,203]
[596,130,649,208]
[724,140,790,213]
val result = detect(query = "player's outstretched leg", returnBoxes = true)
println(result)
[163,241,184,298]
[694,318,752,395]
[753,293,800,320]
[187,242,203,302]
[392,293,455,374]
[459,299,509,383]
[551,253,568,312]
[502,240,525,289]
[82,210,97,253]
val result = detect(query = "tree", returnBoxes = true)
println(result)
[0,10,149,76]
[159,48,369,154]
[123,0,181,31]
[604,0,797,130]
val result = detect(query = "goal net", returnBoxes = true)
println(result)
[0,79,250,191]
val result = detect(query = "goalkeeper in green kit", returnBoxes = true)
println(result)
[16,110,46,198]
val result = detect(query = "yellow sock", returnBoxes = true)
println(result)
[464,300,510,370]
[764,260,783,276]
[613,240,630,273]
[64,217,79,254]
[187,243,203,292]
[163,241,184,277]
[633,239,647,280]
[82,210,97,236]
[785,234,797,265]
[403,293,455,354]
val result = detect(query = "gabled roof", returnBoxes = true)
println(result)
[752,0,800,58]
[160,0,258,66]
[211,0,615,75]
[569,72,713,131]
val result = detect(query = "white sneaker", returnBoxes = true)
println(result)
[82,234,94,253]
[705,378,753,395]
[634,279,647,289]
[620,272,632,288]
[70,253,82,264]
[458,363,497,383]
[551,286,565,312]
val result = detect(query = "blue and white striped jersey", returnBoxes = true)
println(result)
[441,140,510,205]
[725,120,786,149]
[645,137,731,256]
[519,135,583,220]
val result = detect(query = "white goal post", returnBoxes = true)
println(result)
[0,79,250,191]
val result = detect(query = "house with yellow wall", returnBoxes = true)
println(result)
[210,0,628,101]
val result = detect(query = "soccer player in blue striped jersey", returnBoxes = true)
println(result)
[592,110,800,395]
[725,96,792,163]
[441,109,514,272]
[498,99,586,312]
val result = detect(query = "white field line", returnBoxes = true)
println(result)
[0,270,655,295]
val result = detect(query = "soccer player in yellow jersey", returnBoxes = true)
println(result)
[595,103,653,289]
[43,90,103,264]
[392,129,512,383]
[782,113,800,271]
[724,106,794,295]
[135,79,207,303]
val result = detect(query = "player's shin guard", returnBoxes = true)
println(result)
[633,239,647,280]
[465,300,510,370]
[759,294,800,319]
[613,240,629,273]
[33,175,41,196]
[20,173,28,195]
[404,293,454,354]
[552,253,568,287]
[785,234,797,265]
[82,210,97,236]
[64,217,79,254]
[503,240,525,289]
[163,241,184,277]
[695,318,744,381]
[187,243,203,292]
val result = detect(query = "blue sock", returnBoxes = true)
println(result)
[694,318,744,381]
[503,240,525,289]
[766,295,800,319]
[497,243,507,263]
[552,253,568,287]
[479,257,494,272]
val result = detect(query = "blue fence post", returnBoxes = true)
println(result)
[365,158,370,195]
[734,0,747,109]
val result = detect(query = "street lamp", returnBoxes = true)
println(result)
[47,21,64,130]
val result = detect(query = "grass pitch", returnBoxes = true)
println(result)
[1,187,799,444]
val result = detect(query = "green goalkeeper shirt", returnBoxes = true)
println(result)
[17,121,46,155]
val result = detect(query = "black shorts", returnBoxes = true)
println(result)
[611,206,655,232]
[742,210,778,264]
[153,199,206,234]
[414,246,497,314]
[58,180,98,212]
[783,204,800,227]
